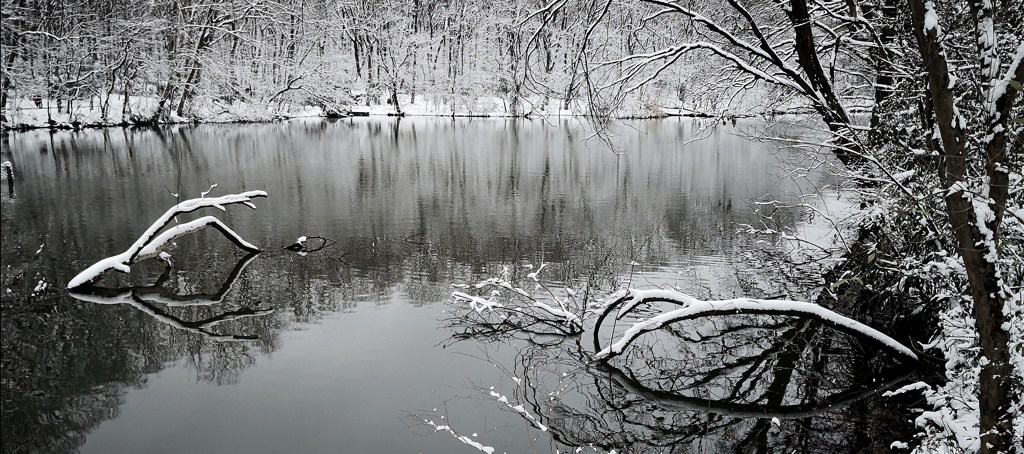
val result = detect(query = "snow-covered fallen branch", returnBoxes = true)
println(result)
[67,189,268,289]
[487,387,548,432]
[420,419,496,454]
[592,288,917,362]
[449,265,584,338]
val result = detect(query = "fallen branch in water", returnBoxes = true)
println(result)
[67,189,268,289]
[450,265,584,338]
[591,288,918,362]
[284,235,336,254]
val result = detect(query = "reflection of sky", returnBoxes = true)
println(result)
[0,119,871,453]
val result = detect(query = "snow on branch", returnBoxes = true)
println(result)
[447,265,586,342]
[459,267,581,325]
[487,387,548,432]
[67,189,268,289]
[592,288,918,362]
[420,420,496,454]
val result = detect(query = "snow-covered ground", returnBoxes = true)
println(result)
[348,92,781,119]
[3,90,818,130]
[1,95,324,130]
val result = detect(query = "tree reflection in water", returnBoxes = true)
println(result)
[68,252,273,342]
[1,120,911,452]
[1,252,278,452]
[432,273,916,453]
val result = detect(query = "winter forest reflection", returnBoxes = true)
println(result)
[0,119,913,453]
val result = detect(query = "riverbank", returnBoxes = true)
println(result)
[0,95,325,132]
[1,92,823,132]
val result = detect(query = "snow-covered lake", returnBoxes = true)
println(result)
[1,118,914,453]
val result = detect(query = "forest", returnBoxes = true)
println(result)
[1,0,1022,453]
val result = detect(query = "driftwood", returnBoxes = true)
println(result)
[283,235,336,254]
[591,288,918,362]
[67,190,268,289]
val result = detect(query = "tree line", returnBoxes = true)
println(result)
[2,0,701,121]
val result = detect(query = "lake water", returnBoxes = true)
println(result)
[1,118,914,453]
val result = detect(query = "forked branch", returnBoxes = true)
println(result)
[67,190,268,289]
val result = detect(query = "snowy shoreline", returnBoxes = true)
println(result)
[0,93,823,132]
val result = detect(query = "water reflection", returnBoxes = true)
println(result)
[435,309,913,453]
[0,118,873,453]
[68,252,274,341]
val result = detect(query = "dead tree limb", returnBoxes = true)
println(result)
[67,190,268,289]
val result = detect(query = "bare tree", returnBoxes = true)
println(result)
[905,1,1023,452]
[521,1,1023,451]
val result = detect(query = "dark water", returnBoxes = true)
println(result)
[1,118,912,453]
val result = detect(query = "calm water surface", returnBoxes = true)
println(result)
[1,118,911,453]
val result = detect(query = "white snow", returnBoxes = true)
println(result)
[594,288,917,361]
[3,95,325,130]
[488,390,548,432]
[453,291,504,313]
[423,419,495,454]
[67,190,266,288]
[883,381,930,397]
[137,216,258,259]
[892,170,915,183]
[526,263,547,281]
[455,275,582,325]
[923,2,940,34]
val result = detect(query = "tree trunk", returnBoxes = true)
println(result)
[906,1,1020,452]
[786,0,861,166]
[868,0,897,138]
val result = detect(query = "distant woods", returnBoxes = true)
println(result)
[1,0,686,120]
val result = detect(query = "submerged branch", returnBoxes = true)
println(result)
[596,361,914,419]
[68,252,272,341]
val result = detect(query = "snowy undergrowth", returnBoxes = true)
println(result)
[894,290,1023,454]
[4,88,819,129]
[858,172,1024,453]
[347,89,806,119]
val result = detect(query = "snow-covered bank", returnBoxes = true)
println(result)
[1,95,325,131]
[348,92,793,119]
[3,90,828,131]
